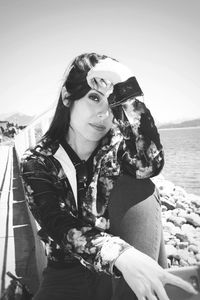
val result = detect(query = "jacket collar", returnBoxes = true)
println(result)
[53,144,78,208]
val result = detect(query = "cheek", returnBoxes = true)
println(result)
[70,106,90,130]
[107,112,114,127]
[70,115,86,130]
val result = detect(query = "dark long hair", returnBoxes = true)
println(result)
[43,53,110,143]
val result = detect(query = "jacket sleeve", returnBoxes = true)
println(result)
[21,155,131,276]
[115,99,164,178]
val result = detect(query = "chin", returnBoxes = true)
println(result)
[84,132,105,143]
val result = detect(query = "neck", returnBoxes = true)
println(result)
[66,127,99,161]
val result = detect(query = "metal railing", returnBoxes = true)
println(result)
[14,107,55,160]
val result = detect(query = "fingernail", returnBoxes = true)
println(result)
[190,287,198,294]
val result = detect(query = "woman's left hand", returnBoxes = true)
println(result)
[114,247,198,300]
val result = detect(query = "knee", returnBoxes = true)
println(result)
[108,175,156,229]
[109,175,155,208]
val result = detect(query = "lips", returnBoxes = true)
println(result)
[89,123,106,131]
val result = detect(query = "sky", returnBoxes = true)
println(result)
[0,0,200,124]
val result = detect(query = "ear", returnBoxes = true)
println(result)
[61,86,70,107]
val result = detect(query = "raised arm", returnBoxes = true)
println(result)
[114,98,164,179]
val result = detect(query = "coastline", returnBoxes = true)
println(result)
[153,175,200,268]
[159,126,200,131]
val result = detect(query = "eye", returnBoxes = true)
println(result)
[88,92,101,102]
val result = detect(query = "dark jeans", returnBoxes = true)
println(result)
[109,175,167,300]
[34,175,167,300]
[33,264,112,300]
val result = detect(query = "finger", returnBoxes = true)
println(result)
[138,296,148,300]
[154,283,170,300]
[146,287,165,300]
[104,79,113,88]
[95,77,101,86]
[144,283,160,300]
[100,78,107,87]
[166,273,198,295]
[146,293,159,300]
[91,78,97,90]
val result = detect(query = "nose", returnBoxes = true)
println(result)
[97,109,110,120]
[96,98,112,121]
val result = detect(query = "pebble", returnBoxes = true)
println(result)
[153,175,200,268]
[188,194,200,208]
[188,245,199,254]
[179,259,189,267]
[165,244,178,257]
[179,242,189,249]
[196,254,200,261]
[185,213,200,227]
[162,198,176,210]
[167,215,186,227]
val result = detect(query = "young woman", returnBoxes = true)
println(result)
[21,53,197,300]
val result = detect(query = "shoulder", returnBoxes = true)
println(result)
[21,138,60,173]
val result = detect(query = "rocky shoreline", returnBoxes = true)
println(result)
[152,175,200,268]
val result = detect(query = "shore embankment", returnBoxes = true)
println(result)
[152,175,200,268]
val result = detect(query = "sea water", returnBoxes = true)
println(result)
[159,127,200,196]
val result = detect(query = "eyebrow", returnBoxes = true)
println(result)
[90,89,105,96]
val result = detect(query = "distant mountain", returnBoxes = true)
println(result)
[0,112,35,126]
[158,118,200,129]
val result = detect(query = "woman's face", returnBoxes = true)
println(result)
[68,89,114,143]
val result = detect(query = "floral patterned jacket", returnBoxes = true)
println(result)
[21,100,164,276]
